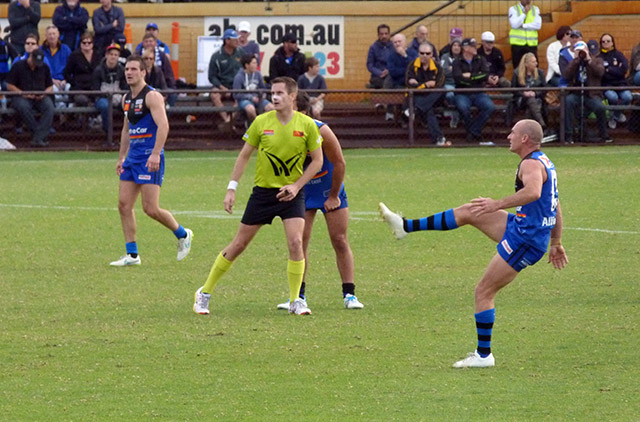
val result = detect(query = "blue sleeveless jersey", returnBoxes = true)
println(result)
[304,119,346,199]
[513,151,558,251]
[123,85,161,163]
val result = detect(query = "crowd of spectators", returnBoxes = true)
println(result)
[2,0,640,148]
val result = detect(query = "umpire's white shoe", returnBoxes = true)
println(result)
[276,299,290,310]
[193,286,210,315]
[452,351,495,368]
[288,298,311,315]
[344,294,364,309]
[109,254,141,267]
[378,202,407,240]
[177,228,193,261]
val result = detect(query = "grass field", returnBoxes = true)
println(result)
[1,146,639,421]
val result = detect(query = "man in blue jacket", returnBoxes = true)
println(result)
[366,24,392,89]
[52,0,89,52]
[92,0,125,57]
[384,33,416,122]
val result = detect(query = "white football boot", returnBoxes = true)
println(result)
[193,286,211,315]
[378,202,408,240]
[452,350,495,368]
[109,254,141,267]
[344,294,364,309]
[288,298,312,315]
[177,228,193,261]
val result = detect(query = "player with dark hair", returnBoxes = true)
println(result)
[110,54,192,266]
[275,92,363,311]
[193,76,323,316]
[379,119,568,368]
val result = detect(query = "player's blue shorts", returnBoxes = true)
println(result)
[305,187,348,213]
[120,156,165,186]
[496,213,546,272]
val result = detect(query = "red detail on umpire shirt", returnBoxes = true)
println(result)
[263,130,274,136]
[293,131,304,137]
[501,239,513,254]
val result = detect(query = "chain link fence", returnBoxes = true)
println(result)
[1,86,639,150]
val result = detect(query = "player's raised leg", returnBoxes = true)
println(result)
[379,201,508,243]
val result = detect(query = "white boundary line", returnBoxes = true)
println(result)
[1,203,637,234]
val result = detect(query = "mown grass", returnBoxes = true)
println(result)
[1,147,638,421]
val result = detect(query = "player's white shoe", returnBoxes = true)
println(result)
[288,298,311,315]
[378,202,407,240]
[452,351,495,368]
[344,294,364,309]
[109,254,141,267]
[276,299,290,310]
[177,228,193,261]
[193,286,210,315]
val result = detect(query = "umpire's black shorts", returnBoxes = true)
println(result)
[241,186,306,225]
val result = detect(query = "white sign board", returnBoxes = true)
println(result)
[196,36,223,87]
[202,16,344,80]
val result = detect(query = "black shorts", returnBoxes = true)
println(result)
[241,186,306,225]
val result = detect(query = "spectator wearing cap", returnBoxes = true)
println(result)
[558,30,583,87]
[366,24,392,89]
[384,33,417,122]
[477,31,510,87]
[439,27,463,58]
[92,42,127,138]
[208,28,245,127]
[237,21,260,66]
[63,31,101,107]
[114,33,131,65]
[92,0,125,57]
[561,39,610,143]
[6,48,54,147]
[545,25,571,86]
[598,33,631,129]
[8,0,41,55]
[268,32,306,82]
[508,0,541,70]
[405,42,448,146]
[135,22,170,57]
[52,0,89,52]
[407,25,438,61]
[452,37,496,143]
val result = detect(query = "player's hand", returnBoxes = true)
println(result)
[224,190,235,214]
[324,196,341,212]
[276,184,299,202]
[470,197,499,216]
[116,160,124,175]
[548,245,568,270]
[146,153,161,172]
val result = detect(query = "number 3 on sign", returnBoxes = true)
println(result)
[313,52,340,76]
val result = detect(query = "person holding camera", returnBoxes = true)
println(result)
[560,39,611,143]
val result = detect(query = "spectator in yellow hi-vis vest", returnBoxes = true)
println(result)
[508,0,541,71]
